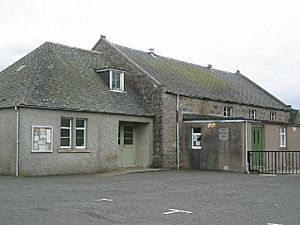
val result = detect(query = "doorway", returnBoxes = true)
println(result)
[251,126,264,168]
[118,125,136,168]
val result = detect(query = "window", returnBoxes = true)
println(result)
[110,70,124,92]
[76,119,86,148]
[279,127,286,148]
[60,118,71,148]
[270,112,276,121]
[249,109,256,119]
[124,126,134,145]
[192,127,202,149]
[224,107,233,117]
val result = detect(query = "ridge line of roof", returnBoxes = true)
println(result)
[95,38,162,86]
[113,43,238,75]
[113,43,289,110]
[44,41,104,55]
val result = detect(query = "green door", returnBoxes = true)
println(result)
[251,126,264,168]
[118,125,135,168]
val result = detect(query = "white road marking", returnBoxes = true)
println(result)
[94,198,113,202]
[163,208,192,215]
[267,223,283,225]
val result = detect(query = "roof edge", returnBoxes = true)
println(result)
[166,91,291,111]
[93,36,162,86]
[236,73,290,110]
[14,104,155,117]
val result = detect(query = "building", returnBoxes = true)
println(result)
[0,36,299,176]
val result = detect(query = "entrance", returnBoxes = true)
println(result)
[118,125,135,168]
[251,126,264,168]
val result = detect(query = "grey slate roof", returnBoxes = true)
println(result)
[111,43,289,110]
[0,42,151,116]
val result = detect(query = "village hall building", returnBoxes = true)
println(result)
[0,36,299,176]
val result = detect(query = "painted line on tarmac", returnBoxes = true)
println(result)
[267,223,282,225]
[163,209,192,215]
[94,198,114,202]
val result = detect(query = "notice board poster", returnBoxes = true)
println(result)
[32,126,53,152]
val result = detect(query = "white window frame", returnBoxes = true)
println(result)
[60,118,72,149]
[224,106,233,117]
[279,127,287,148]
[32,126,53,153]
[75,119,86,149]
[270,112,276,121]
[109,70,124,92]
[192,127,202,149]
[249,109,256,119]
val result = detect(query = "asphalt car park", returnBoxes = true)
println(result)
[0,171,299,225]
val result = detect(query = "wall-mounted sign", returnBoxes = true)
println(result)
[218,127,229,141]
[208,123,216,129]
[32,126,53,152]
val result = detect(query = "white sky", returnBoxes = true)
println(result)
[0,0,299,109]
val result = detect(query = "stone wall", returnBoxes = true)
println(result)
[179,95,290,122]
[161,94,291,168]
[93,40,165,167]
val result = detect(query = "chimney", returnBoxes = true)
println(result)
[236,70,240,74]
[101,35,106,39]
[207,64,212,70]
[149,48,155,54]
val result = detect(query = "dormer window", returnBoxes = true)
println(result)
[110,70,124,92]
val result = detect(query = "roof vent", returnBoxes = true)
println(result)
[207,64,213,70]
[236,70,240,73]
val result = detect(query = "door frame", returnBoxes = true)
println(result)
[251,125,265,169]
[118,123,136,168]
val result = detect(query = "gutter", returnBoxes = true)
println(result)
[15,106,20,176]
[245,121,249,174]
[176,94,180,170]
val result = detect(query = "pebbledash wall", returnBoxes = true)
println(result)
[182,121,246,172]
[0,108,16,175]
[265,124,300,151]
[1,107,153,176]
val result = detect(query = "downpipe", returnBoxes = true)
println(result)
[15,106,20,176]
[176,94,180,170]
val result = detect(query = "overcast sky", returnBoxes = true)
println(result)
[1,0,299,109]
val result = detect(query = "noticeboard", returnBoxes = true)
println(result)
[218,127,229,142]
[32,126,53,152]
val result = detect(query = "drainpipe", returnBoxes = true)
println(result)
[245,121,249,174]
[15,106,20,176]
[176,94,180,170]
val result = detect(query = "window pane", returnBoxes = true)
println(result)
[112,71,121,90]
[124,126,133,133]
[118,126,120,145]
[193,128,201,133]
[61,138,70,146]
[124,138,133,145]
[76,130,84,138]
[76,137,84,146]
[192,134,201,147]
[61,129,70,137]
[61,118,70,127]
[124,132,133,139]
[76,119,85,128]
